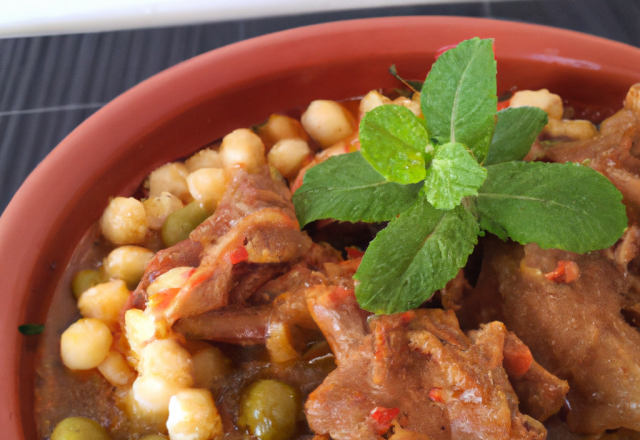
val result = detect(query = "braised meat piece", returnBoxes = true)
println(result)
[545,415,640,440]
[129,167,312,323]
[473,238,640,433]
[128,238,203,310]
[502,333,569,423]
[173,244,343,345]
[173,264,322,344]
[305,286,546,440]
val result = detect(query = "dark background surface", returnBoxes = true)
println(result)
[1,0,639,214]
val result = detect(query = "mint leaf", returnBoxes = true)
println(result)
[19,324,44,335]
[293,152,422,227]
[478,215,507,240]
[424,142,487,210]
[477,161,627,253]
[359,105,431,184]
[354,198,478,314]
[485,107,548,165]
[421,38,497,163]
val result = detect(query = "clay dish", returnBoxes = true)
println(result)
[1,16,640,439]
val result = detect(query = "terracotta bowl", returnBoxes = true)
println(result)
[2,16,640,439]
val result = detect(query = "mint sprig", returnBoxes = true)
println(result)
[422,38,497,163]
[354,198,478,314]
[424,142,487,210]
[485,107,548,165]
[293,152,421,226]
[359,105,430,184]
[293,37,627,315]
[477,161,627,253]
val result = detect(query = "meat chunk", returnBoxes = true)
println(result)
[130,167,312,323]
[172,305,272,344]
[174,251,351,345]
[305,287,546,440]
[128,238,203,310]
[475,238,640,433]
[545,415,640,440]
[503,333,569,423]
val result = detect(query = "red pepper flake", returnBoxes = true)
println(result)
[346,246,365,259]
[148,288,180,310]
[370,406,400,435]
[301,154,315,168]
[398,310,416,325]
[434,44,457,59]
[428,387,444,403]
[182,267,196,280]
[503,337,533,378]
[497,99,511,111]
[228,246,249,265]
[327,287,355,305]
[545,260,580,284]
[373,325,389,362]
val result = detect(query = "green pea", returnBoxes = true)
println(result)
[140,435,167,440]
[238,379,301,440]
[51,417,111,440]
[71,269,102,299]
[162,201,210,247]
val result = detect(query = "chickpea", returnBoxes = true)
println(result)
[166,389,223,440]
[138,339,194,387]
[219,128,266,173]
[131,374,186,421]
[185,148,222,172]
[238,380,301,440]
[186,168,227,213]
[124,309,168,359]
[301,100,355,149]
[267,139,311,180]
[256,114,309,150]
[143,192,184,231]
[187,341,232,389]
[77,280,130,331]
[60,318,112,370]
[510,89,564,120]
[543,119,598,141]
[101,197,148,245]
[359,90,392,115]
[98,350,136,387]
[71,269,102,299]
[104,246,154,289]
[148,163,192,203]
[51,417,110,440]
[626,84,640,116]
[392,96,422,117]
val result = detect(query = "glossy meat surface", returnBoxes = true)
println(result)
[305,287,546,440]
[173,244,343,344]
[129,167,311,323]
[475,239,640,433]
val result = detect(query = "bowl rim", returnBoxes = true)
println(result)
[2,16,640,439]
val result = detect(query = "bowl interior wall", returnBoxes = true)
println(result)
[9,18,640,439]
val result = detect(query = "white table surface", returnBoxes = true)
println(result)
[2,0,499,37]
